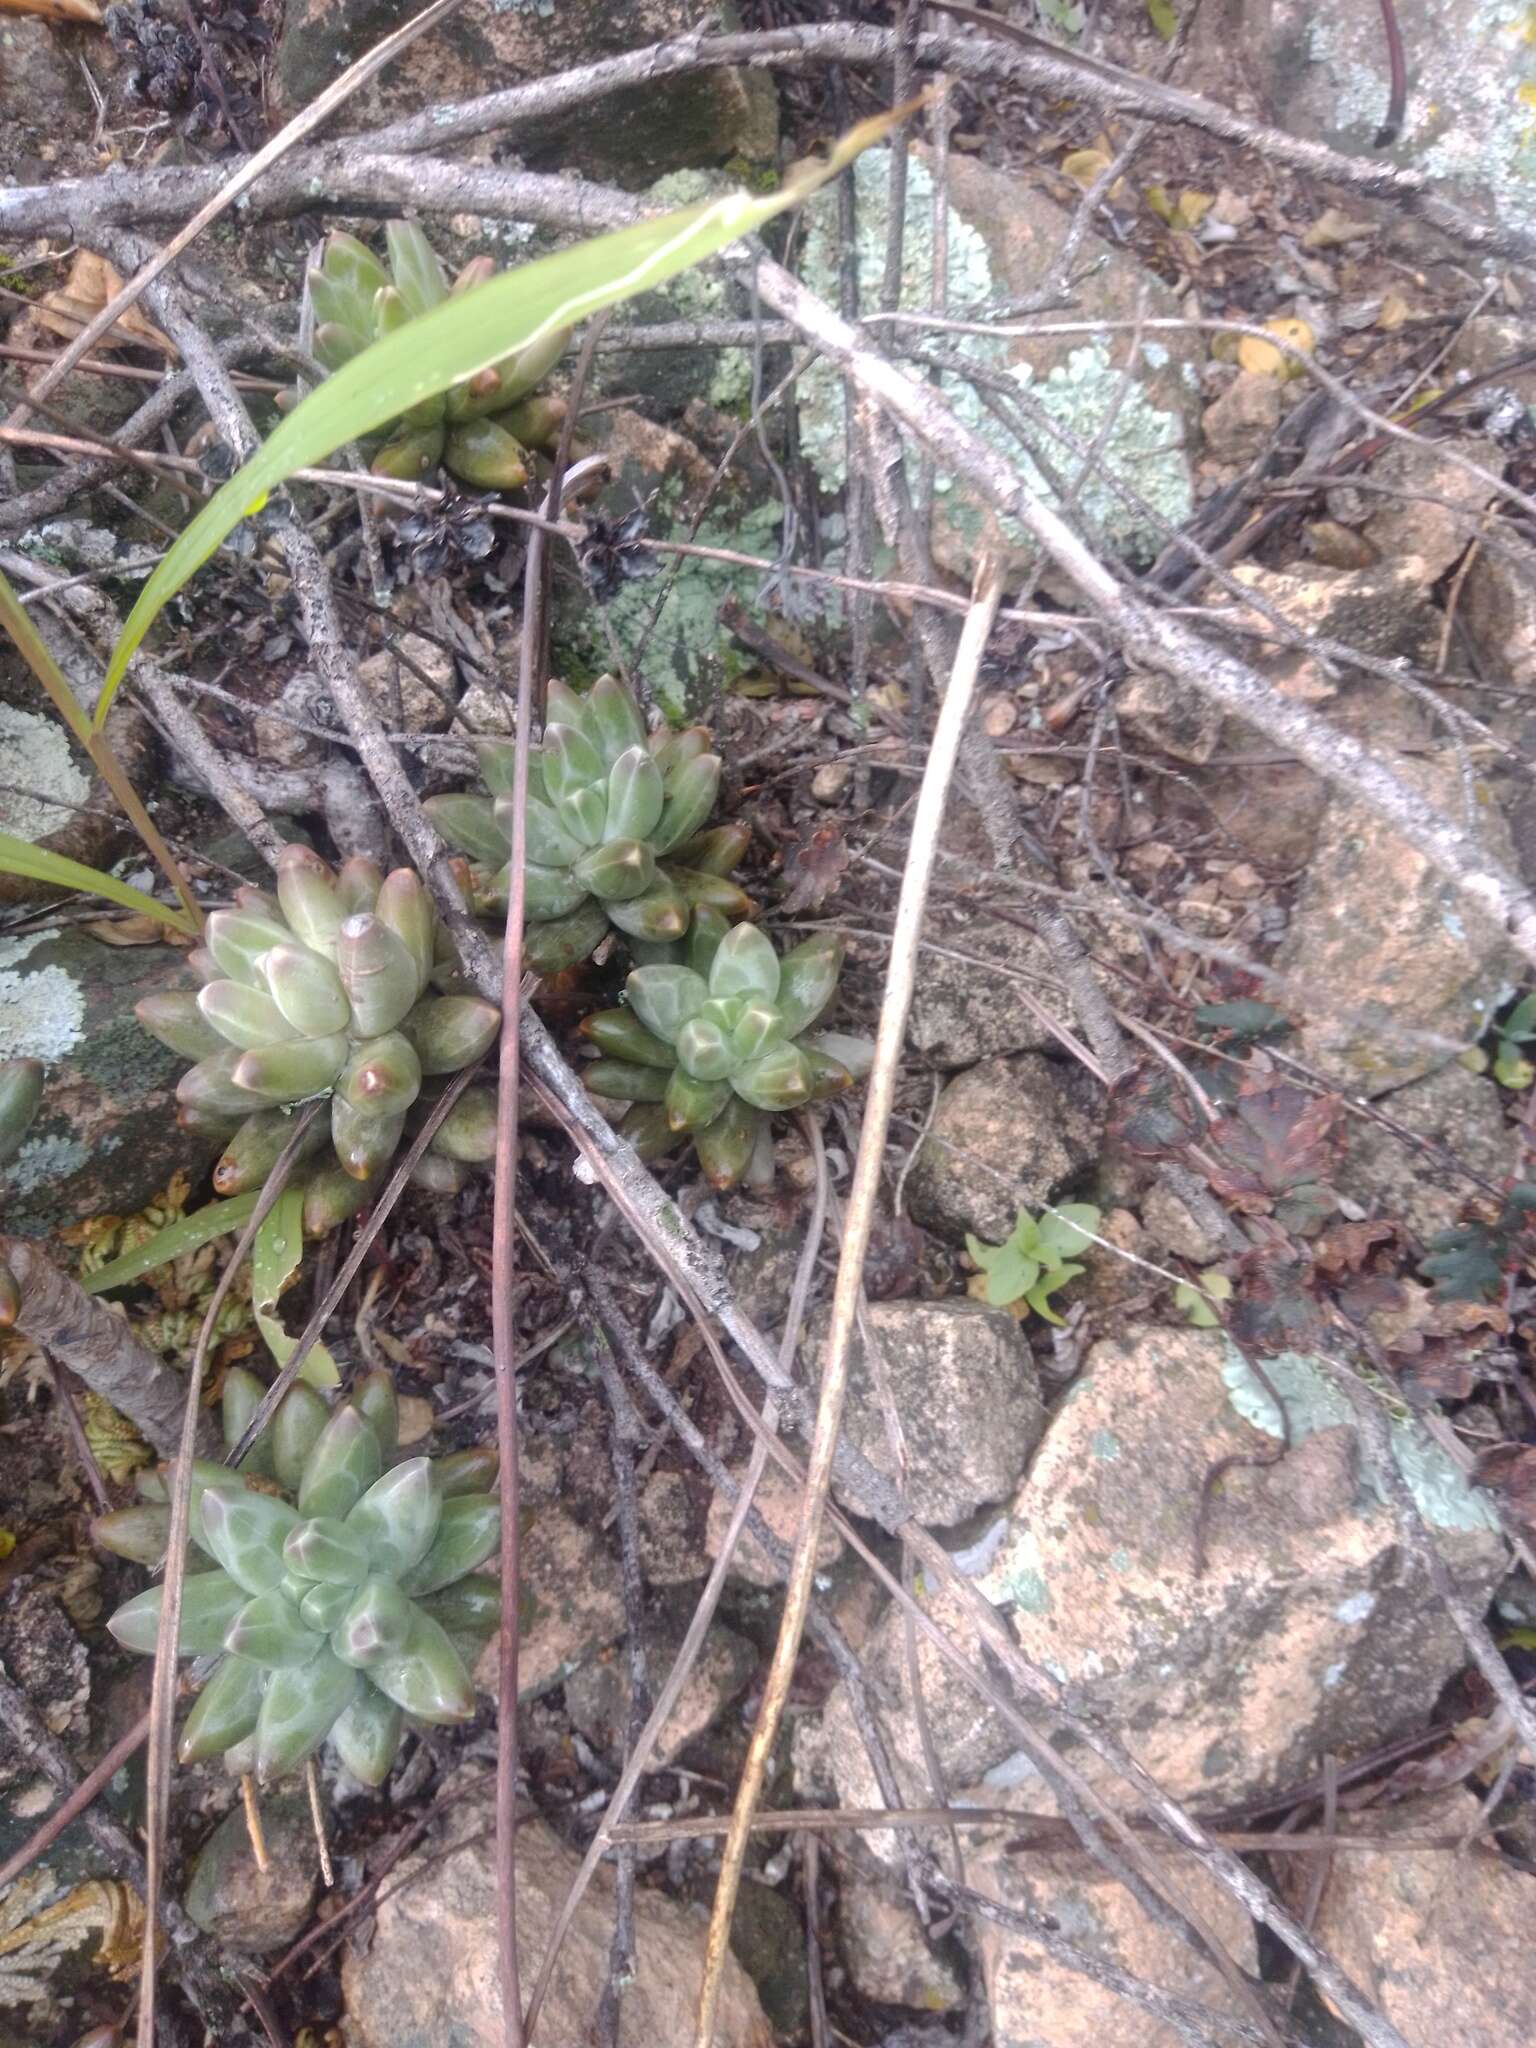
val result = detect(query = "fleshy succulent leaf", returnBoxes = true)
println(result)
[108,1570,248,1656]
[255,1645,360,1781]
[200,1487,302,1596]
[329,1686,404,1786]
[179,1653,266,1764]
[346,1458,442,1577]
[298,1403,382,1520]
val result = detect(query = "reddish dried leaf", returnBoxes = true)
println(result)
[1314,1219,1398,1276]
[1206,1079,1342,1209]
[779,824,849,915]
[1475,1442,1536,1536]
[1228,1244,1327,1356]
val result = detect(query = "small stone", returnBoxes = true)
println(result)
[1360,434,1501,580]
[802,1299,1043,1528]
[357,632,459,733]
[980,693,1019,738]
[184,1792,317,1953]
[705,1465,843,1590]
[476,1508,624,1702]
[907,914,1071,1067]
[638,1469,706,1586]
[811,761,852,805]
[905,1054,1103,1243]
[1274,753,1518,1094]
[1080,1207,1150,1311]
[1201,369,1283,464]
[728,1882,810,2040]
[342,1790,771,2047]
[1464,528,1536,688]
[563,1622,754,1767]
[1341,1062,1515,1242]
[1141,1177,1226,1265]
[1275,1788,1536,2048]
[395,1395,434,1446]
[1116,666,1223,765]
[1222,862,1264,898]
[836,1853,964,2013]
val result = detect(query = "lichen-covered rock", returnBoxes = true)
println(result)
[977,1325,1507,1810]
[797,148,1199,576]
[341,1789,773,2048]
[1341,1062,1515,1241]
[0,931,211,1234]
[1274,1788,1536,2048]
[905,1054,1102,1243]
[704,1463,844,1590]
[476,1507,624,1702]
[0,1582,89,1803]
[183,1791,317,1953]
[637,1469,707,1586]
[802,1299,1043,1529]
[907,913,1068,1066]
[0,663,154,911]
[1206,556,1440,710]
[1263,0,1536,229]
[835,1851,965,2014]
[563,1621,754,1767]
[963,1798,1260,2048]
[276,0,777,187]
[1360,434,1502,579]
[1272,753,1518,1094]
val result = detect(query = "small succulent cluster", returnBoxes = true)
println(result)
[135,847,501,1231]
[427,674,750,974]
[96,1367,499,1785]
[580,922,871,1189]
[298,224,569,488]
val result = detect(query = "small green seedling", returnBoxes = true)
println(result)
[1491,992,1536,1091]
[965,1204,1100,1324]
[1174,1269,1233,1328]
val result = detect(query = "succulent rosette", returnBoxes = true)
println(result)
[134,847,501,1221]
[426,673,750,973]
[295,223,569,487]
[579,920,872,1189]
[95,1367,500,1786]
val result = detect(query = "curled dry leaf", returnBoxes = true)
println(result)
[23,252,175,361]
[779,823,849,916]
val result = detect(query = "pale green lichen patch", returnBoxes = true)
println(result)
[0,933,86,1064]
[6,1131,102,1200]
[0,704,89,842]
[1221,1341,1501,1533]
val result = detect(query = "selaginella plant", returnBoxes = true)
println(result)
[297,223,569,487]
[95,1366,499,1785]
[578,920,872,1189]
[426,672,750,974]
[134,847,501,1217]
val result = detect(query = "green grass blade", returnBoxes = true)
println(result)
[99,103,911,712]
[83,1191,261,1294]
[0,830,198,935]
[252,1187,340,1386]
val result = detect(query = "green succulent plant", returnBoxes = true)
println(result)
[426,673,751,974]
[95,1366,500,1786]
[134,848,501,1209]
[579,920,872,1189]
[295,223,570,487]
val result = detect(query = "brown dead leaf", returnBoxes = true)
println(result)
[1314,1218,1398,1275]
[27,253,176,361]
[82,915,169,947]
[1205,1076,1342,1210]
[1474,1442,1536,1537]
[1303,206,1376,249]
[779,824,849,916]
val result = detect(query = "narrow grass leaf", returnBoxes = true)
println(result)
[0,831,197,934]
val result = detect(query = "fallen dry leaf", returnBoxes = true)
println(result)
[1303,206,1376,249]
[1237,317,1315,380]
[25,252,176,361]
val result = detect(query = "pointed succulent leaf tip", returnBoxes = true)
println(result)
[231,1032,350,1105]
[299,1580,354,1633]
[263,943,351,1037]
[626,965,709,1045]
[215,1106,328,1197]
[654,724,711,776]
[275,843,345,951]
[429,1085,499,1164]
[708,922,781,1004]
[168,1456,251,1559]
[284,1515,371,1586]
[108,1570,247,1656]
[423,793,509,866]
[665,1068,732,1135]
[177,1049,262,1120]
[224,1590,325,1669]
[298,1402,382,1520]
[205,908,292,988]
[338,1031,422,1117]
[729,1000,784,1065]
[773,933,844,1038]
[376,870,435,991]
[731,1041,815,1113]
[685,905,729,981]
[584,673,648,767]
[221,1367,274,1479]
[694,1094,762,1191]
[178,1653,266,1764]
[92,1503,172,1567]
[804,1029,874,1082]
[269,1383,329,1494]
[384,219,449,317]
[302,1162,374,1237]
[332,1097,407,1181]
[368,1610,475,1724]
[605,875,689,943]
[396,1500,501,1610]
[349,1368,399,1459]
[332,1575,414,1667]
[652,752,722,857]
[322,230,390,301]
[515,794,585,869]
[419,1571,501,1636]
[572,838,657,903]
[675,824,751,879]
[580,1008,674,1068]
[135,992,226,1062]
[255,1645,360,1782]
[330,1685,404,1786]
[523,860,594,921]
[541,723,605,810]
[605,747,666,844]
[335,857,383,916]
[674,1016,734,1083]
[200,1487,301,1597]
[347,1458,442,1577]
[402,995,500,1075]
[521,901,612,974]
[442,418,528,490]
[335,913,421,1037]
[434,1445,499,1498]
[585,1060,669,1104]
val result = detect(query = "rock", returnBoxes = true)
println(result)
[1189,756,1330,871]
[907,912,1068,1065]
[728,1882,810,2041]
[1205,556,1440,709]
[1272,753,1518,1094]
[802,1299,1043,1528]
[1261,0,1536,229]
[905,1055,1103,1243]
[1360,434,1502,578]
[836,1852,965,2013]
[183,1791,317,1953]
[797,148,1199,576]
[638,1470,707,1586]
[1342,1062,1515,1240]
[812,761,852,805]
[1200,369,1283,466]
[0,1582,89,1808]
[1464,528,1536,687]
[476,1507,624,1701]
[342,1788,772,2048]
[1446,311,1536,411]
[1141,1177,1226,1265]
[964,1803,1259,2048]
[563,1621,754,1767]
[1275,1789,1536,2048]
[356,632,460,733]
[1116,665,1224,765]
[0,930,215,1235]
[276,0,776,184]
[705,1464,844,1590]
[977,1325,1507,1810]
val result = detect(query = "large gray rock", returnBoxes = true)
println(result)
[978,1325,1508,1811]
[804,1298,1043,1529]
[342,1789,772,2048]
[908,913,1067,1066]
[184,1792,317,1954]
[1341,1061,1515,1241]
[1272,754,1519,1094]
[835,1851,965,2014]
[276,0,777,186]
[905,1054,1103,1243]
